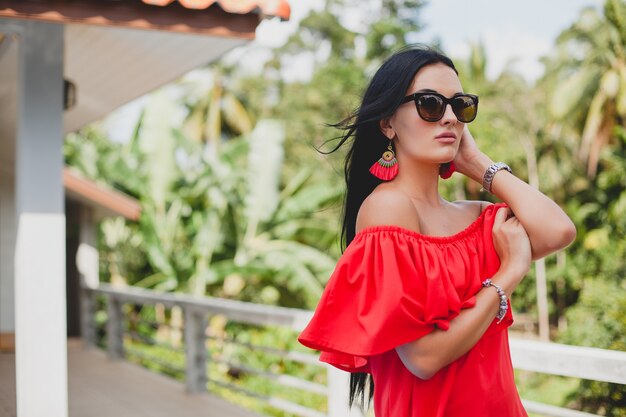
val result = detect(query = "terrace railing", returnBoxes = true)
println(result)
[81,284,626,417]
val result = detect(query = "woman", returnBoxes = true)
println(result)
[297,45,576,417]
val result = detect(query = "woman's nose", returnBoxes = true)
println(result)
[441,103,457,124]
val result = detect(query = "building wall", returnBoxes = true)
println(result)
[0,169,15,334]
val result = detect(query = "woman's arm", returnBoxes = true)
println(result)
[396,267,518,380]
[456,127,576,260]
[394,207,531,379]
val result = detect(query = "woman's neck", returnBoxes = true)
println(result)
[391,157,445,207]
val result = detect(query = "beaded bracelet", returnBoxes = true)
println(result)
[481,279,508,324]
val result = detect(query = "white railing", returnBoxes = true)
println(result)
[81,284,626,417]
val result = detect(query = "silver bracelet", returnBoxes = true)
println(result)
[481,279,508,324]
[482,162,512,193]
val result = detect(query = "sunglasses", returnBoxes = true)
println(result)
[401,91,479,123]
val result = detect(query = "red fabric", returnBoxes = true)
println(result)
[298,202,528,417]
[369,160,399,180]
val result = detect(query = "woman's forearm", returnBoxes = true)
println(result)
[466,153,576,260]
[395,268,520,380]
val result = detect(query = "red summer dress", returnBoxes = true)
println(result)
[298,202,528,417]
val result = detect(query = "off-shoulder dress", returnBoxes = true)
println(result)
[298,202,528,417]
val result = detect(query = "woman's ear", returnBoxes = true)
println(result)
[379,118,395,140]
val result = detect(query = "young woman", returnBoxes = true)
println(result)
[298,45,576,417]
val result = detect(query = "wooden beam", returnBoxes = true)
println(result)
[63,168,141,221]
[0,0,258,39]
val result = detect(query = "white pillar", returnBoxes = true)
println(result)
[14,21,67,417]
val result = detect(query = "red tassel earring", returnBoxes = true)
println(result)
[439,161,456,179]
[369,141,398,181]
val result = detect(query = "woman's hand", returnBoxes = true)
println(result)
[491,207,532,295]
[452,126,576,260]
[453,126,489,178]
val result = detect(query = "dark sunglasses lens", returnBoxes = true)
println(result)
[452,96,477,122]
[417,95,445,121]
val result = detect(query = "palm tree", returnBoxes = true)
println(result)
[544,0,626,177]
[180,68,253,155]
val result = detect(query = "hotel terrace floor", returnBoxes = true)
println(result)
[0,339,261,417]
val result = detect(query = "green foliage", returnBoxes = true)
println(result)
[515,371,581,411]
[292,10,356,59]
[536,3,626,411]
[65,112,341,308]
[540,0,626,177]
[558,279,626,416]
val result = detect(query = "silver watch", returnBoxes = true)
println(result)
[482,162,512,193]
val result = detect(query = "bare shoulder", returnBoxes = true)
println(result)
[355,186,421,234]
[453,199,493,215]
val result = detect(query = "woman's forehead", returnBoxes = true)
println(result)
[409,63,463,95]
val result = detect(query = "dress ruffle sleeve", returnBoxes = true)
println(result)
[297,209,506,373]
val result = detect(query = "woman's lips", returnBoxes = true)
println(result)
[435,136,456,144]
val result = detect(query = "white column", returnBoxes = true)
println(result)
[14,21,67,417]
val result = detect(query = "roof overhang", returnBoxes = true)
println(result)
[0,0,291,37]
[0,0,291,135]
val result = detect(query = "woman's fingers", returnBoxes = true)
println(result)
[494,207,510,227]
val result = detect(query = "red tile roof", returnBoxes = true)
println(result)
[142,0,291,20]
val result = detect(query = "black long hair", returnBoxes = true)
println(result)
[321,44,458,409]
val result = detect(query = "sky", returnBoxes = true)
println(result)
[416,0,603,81]
[253,0,603,82]
[104,0,604,142]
